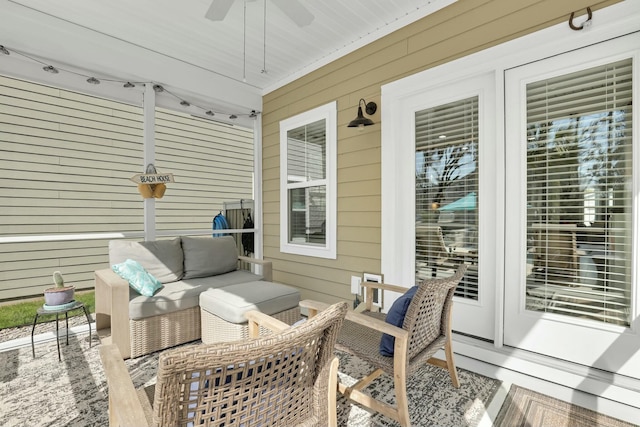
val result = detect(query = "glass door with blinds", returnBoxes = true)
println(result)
[504,36,639,378]
[415,98,479,296]
[413,72,496,341]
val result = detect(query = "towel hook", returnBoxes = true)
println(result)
[569,7,592,31]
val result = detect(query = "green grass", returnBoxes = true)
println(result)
[0,291,95,329]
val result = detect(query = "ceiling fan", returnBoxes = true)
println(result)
[205,0,314,27]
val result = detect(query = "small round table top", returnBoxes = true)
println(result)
[37,300,84,315]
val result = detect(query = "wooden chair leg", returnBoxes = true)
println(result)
[444,338,460,388]
[394,372,411,427]
[328,357,339,427]
[388,333,411,426]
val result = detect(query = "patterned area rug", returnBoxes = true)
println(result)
[336,351,501,426]
[0,334,107,427]
[494,385,639,427]
[0,332,501,427]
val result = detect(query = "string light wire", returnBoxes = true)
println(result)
[243,0,247,83]
[0,43,260,120]
[262,0,267,74]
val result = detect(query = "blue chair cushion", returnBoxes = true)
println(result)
[379,286,418,356]
[112,258,163,297]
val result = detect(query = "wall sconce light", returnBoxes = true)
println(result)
[347,98,377,129]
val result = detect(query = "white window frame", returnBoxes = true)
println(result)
[279,101,337,259]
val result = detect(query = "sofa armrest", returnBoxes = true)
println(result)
[95,268,132,359]
[238,256,272,282]
[99,344,148,426]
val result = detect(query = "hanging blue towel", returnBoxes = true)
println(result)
[212,212,230,237]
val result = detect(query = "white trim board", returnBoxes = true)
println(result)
[0,322,96,354]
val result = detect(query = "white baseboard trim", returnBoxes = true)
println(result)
[0,322,95,353]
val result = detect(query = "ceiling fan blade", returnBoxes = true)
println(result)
[271,0,314,27]
[205,0,235,21]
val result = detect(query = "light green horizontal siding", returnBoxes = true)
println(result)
[0,239,111,299]
[0,75,145,238]
[261,0,621,304]
[0,75,144,298]
[154,108,254,232]
[0,76,254,299]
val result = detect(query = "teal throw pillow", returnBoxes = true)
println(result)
[112,258,163,297]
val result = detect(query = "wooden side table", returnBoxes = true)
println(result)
[31,301,92,361]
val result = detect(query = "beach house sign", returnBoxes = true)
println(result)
[130,164,175,199]
[129,172,175,184]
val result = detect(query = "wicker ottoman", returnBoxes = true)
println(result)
[200,281,301,343]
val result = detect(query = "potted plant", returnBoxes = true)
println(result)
[44,271,75,307]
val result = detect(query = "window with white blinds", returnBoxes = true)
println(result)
[286,118,327,245]
[415,96,479,299]
[525,58,632,326]
[280,102,336,259]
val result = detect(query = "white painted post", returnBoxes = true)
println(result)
[143,84,156,241]
[253,112,263,261]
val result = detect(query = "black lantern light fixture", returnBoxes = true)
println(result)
[347,98,377,129]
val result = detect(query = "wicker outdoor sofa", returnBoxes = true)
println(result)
[95,235,297,359]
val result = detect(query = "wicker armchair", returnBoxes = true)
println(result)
[532,225,580,285]
[100,301,348,427]
[416,224,454,278]
[301,264,467,427]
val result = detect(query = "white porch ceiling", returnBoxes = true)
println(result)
[0,0,455,126]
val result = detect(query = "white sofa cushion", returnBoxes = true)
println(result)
[199,281,300,324]
[109,238,184,283]
[181,236,239,279]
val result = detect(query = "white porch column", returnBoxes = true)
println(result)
[253,112,263,260]
[143,84,156,241]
